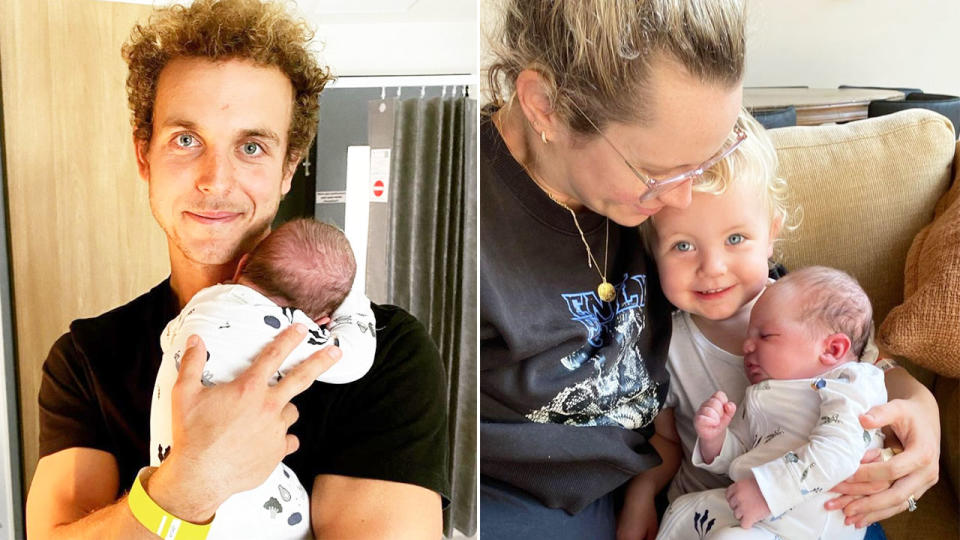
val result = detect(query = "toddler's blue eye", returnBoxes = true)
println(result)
[727,233,744,245]
[674,241,693,252]
[242,142,262,156]
[176,134,195,147]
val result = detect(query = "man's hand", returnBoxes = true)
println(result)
[826,397,940,527]
[726,476,770,529]
[694,391,736,464]
[149,324,342,521]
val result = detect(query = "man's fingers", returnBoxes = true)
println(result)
[243,324,309,383]
[274,345,342,402]
[281,402,299,430]
[173,335,207,394]
[285,433,300,456]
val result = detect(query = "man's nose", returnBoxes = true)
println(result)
[196,150,235,194]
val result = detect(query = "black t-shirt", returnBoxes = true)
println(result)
[38,279,449,503]
[480,112,672,513]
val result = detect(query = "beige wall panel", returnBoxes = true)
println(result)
[0,0,167,488]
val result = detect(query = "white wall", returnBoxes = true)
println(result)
[479,0,960,99]
[745,0,960,96]
[100,0,478,77]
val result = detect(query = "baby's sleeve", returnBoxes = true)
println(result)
[311,287,377,384]
[692,404,750,474]
[751,366,888,517]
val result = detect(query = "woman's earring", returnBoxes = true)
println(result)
[541,131,548,144]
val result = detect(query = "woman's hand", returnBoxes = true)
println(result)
[826,398,940,527]
[617,476,659,540]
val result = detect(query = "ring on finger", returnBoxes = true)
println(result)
[907,494,918,512]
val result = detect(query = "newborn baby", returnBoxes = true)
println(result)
[150,218,376,540]
[658,266,887,540]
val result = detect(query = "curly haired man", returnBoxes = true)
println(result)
[25,1,448,538]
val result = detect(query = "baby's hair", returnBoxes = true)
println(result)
[241,218,356,320]
[778,266,873,358]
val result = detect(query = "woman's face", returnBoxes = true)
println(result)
[558,59,743,227]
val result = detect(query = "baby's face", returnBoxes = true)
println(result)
[651,178,778,323]
[742,283,829,384]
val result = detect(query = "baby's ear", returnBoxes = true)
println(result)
[315,315,331,327]
[819,333,852,366]
[232,253,250,283]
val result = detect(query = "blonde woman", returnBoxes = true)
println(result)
[480,1,939,538]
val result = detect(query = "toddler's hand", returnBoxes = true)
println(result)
[726,476,771,529]
[694,391,736,442]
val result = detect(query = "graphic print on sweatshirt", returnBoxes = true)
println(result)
[526,273,660,429]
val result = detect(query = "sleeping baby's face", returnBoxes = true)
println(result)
[741,282,831,384]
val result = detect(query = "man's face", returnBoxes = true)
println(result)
[136,57,296,268]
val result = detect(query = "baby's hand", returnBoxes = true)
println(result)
[694,391,736,442]
[726,476,771,529]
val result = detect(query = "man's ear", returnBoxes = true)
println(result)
[515,69,561,143]
[819,332,852,367]
[134,135,150,182]
[281,153,300,197]
[232,252,250,283]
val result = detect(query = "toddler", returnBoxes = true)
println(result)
[149,218,376,540]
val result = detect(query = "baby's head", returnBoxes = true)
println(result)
[644,110,789,323]
[743,266,872,384]
[235,218,356,323]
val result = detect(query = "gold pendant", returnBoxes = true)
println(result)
[597,281,616,302]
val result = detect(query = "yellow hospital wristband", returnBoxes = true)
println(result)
[127,467,213,540]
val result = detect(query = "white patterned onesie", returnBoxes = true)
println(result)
[657,363,887,540]
[149,283,377,540]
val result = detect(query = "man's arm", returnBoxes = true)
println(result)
[311,474,441,538]
[25,448,203,539]
[28,326,341,538]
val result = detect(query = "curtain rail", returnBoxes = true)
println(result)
[328,74,475,89]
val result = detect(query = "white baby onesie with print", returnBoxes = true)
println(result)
[149,283,377,540]
[657,362,887,540]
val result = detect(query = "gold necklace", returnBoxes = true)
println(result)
[527,171,616,303]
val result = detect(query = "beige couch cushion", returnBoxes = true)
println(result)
[877,142,960,378]
[769,109,955,324]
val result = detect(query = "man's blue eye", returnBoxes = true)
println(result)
[674,241,693,252]
[242,142,261,156]
[727,233,744,245]
[177,134,195,147]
